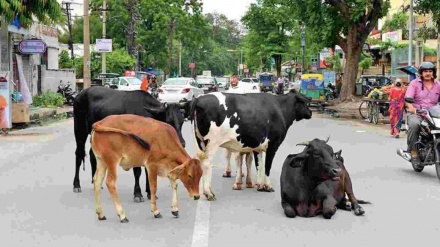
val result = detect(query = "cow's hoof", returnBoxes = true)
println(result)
[120,217,129,223]
[172,211,179,218]
[354,207,365,216]
[154,212,163,218]
[205,193,216,201]
[73,187,82,193]
[323,213,334,219]
[134,196,145,203]
[232,183,242,190]
[98,216,106,221]
[344,202,352,211]
[258,185,274,192]
[246,182,253,188]
[222,171,232,177]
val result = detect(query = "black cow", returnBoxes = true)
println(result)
[73,87,185,202]
[280,138,370,219]
[189,90,312,200]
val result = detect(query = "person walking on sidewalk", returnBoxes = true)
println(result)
[398,62,440,166]
[0,95,8,134]
[388,78,406,138]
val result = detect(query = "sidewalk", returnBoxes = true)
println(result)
[29,105,73,122]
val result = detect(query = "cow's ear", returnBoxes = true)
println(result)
[284,152,308,168]
[168,164,185,179]
[335,150,342,157]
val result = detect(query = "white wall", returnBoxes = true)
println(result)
[40,66,76,94]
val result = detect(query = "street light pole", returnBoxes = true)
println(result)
[240,49,243,77]
[102,0,107,74]
[408,0,414,67]
[83,0,91,89]
[301,23,306,72]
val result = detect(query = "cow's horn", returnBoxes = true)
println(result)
[324,136,330,143]
[296,141,309,146]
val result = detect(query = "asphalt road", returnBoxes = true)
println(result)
[1,114,439,247]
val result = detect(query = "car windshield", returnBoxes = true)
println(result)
[163,78,188,85]
[197,78,213,84]
[126,77,142,85]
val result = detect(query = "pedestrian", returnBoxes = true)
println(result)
[140,76,148,91]
[0,94,8,133]
[388,78,406,138]
[231,74,238,88]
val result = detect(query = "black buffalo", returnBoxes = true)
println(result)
[189,90,312,200]
[280,138,370,219]
[73,87,185,201]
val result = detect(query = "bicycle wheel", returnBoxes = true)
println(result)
[372,103,380,124]
[368,103,374,123]
[359,101,369,119]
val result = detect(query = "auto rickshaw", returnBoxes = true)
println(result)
[259,72,275,92]
[299,73,326,100]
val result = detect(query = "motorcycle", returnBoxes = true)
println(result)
[57,81,77,106]
[397,97,440,180]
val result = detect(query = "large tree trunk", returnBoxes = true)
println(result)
[339,29,362,102]
[274,54,282,77]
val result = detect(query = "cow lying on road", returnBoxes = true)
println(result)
[73,87,185,202]
[189,90,312,200]
[91,114,202,222]
[280,138,370,219]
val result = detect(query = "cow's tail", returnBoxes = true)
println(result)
[189,98,207,161]
[92,125,151,150]
[357,199,372,205]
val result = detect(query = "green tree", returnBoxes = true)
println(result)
[0,0,62,26]
[381,11,407,33]
[289,0,390,101]
[59,50,73,69]
[242,0,297,77]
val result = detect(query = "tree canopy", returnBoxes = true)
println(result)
[0,0,62,26]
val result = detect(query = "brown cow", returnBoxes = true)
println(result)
[90,114,203,222]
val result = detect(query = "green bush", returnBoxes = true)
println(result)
[32,90,64,107]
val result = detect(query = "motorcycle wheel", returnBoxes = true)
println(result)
[412,163,424,172]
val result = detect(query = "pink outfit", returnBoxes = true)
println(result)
[405,78,440,110]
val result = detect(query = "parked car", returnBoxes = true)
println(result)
[228,77,260,93]
[216,77,230,89]
[157,77,204,115]
[93,73,120,87]
[196,76,219,93]
[109,76,143,91]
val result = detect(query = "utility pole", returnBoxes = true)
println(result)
[102,0,107,73]
[408,0,414,67]
[301,23,306,72]
[178,41,182,77]
[83,0,91,89]
[168,19,176,79]
[62,1,75,60]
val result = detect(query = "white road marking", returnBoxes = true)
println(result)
[191,200,211,247]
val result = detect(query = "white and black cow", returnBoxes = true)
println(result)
[189,90,312,200]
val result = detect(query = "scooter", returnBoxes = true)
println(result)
[57,81,77,106]
[397,98,440,180]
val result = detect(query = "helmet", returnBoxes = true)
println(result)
[418,61,437,78]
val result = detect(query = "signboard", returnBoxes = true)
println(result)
[0,71,11,128]
[189,63,195,68]
[323,71,336,86]
[124,70,135,77]
[96,39,113,52]
[382,31,399,42]
[18,39,47,54]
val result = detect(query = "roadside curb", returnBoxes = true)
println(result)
[29,106,73,122]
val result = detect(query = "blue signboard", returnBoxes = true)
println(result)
[323,71,336,86]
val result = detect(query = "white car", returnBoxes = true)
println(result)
[109,77,143,91]
[157,77,204,106]
[227,77,260,93]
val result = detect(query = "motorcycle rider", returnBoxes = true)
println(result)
[398,61,440,165]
